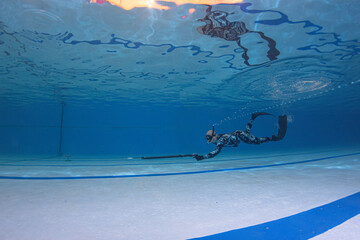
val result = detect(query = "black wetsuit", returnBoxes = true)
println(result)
[196,113,287,160]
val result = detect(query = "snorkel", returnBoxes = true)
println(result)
[206,125,216,144]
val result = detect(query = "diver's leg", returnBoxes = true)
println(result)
[243,114,287,143]
[245,112,272,133]
[239,132,271,144]
[255,136,272,144]
[245,118,254,133]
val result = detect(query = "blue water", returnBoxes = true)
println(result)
[1,1,360,157]
[1,101,360,156]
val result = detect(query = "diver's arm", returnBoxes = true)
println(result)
[205,145,223,159]
[194,144,223,161]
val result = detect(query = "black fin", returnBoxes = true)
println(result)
[272,115,287,141]
[251,112,273,120]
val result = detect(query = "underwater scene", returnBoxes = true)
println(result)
[0,0,360,239]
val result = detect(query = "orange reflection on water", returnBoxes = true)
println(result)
[188,8,196,14]
[90,0,243,10]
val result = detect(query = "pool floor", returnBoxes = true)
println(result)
[0,148,359,239]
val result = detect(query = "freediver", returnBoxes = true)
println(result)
[193,112,287,161]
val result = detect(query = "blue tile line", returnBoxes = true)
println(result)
[189,191,360,240]
[0,152,359,180]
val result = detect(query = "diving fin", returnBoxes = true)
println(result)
[272,115,287,141]
[251,112,273,120]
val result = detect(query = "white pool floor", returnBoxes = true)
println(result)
[0,147,359,240]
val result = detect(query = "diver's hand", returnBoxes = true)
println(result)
[193,154,205,161]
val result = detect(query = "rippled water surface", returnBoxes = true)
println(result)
[1,0,359,109]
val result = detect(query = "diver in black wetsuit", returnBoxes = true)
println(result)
[193,113,287,161]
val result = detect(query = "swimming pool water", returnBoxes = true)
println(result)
[0,0,360,239]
